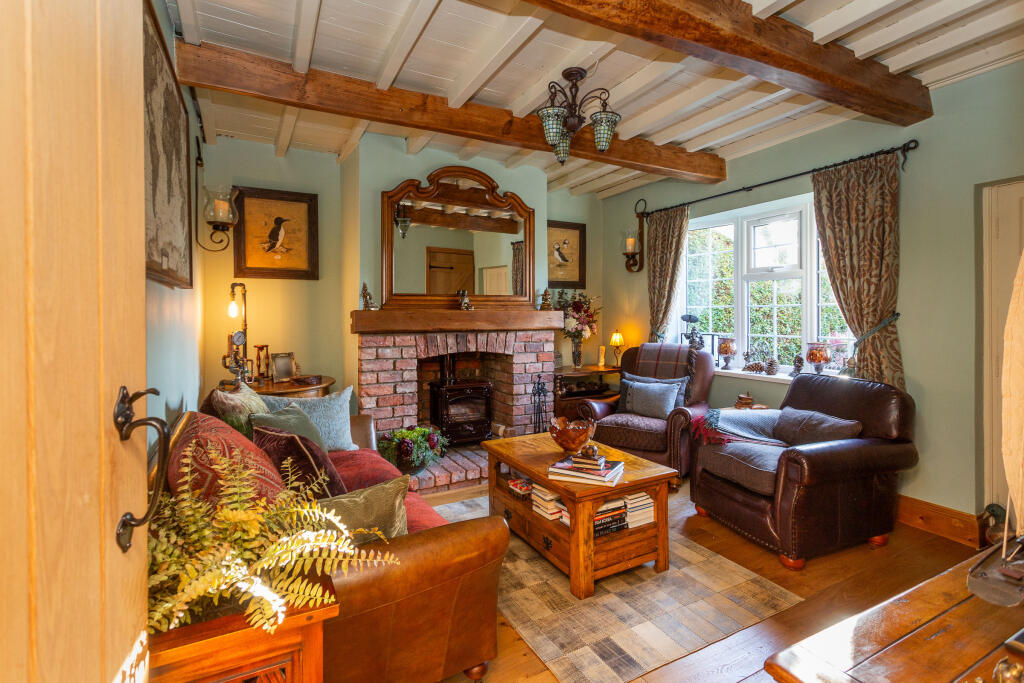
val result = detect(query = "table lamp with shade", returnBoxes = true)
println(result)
[609,330,624,366]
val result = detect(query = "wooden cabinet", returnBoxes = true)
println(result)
[553,365,620,420]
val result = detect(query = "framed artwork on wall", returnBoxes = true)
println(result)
[547,220,586,289]
[233,187,319,280]
[143,0,193,289]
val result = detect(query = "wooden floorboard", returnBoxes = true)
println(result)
[440,487,976,683]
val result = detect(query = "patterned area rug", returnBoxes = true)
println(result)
[435,495,801,683]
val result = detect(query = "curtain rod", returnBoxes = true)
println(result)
[635,139,920,217]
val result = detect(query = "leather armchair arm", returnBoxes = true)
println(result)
[331,515,509,618]
[671,402,708,432]
[778,438,918,487]
[350,414,376,450]
[579,394,620,421]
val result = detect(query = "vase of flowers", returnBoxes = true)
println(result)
[379,426,449,476]
[561,291,599,369]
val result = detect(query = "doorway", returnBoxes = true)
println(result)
[982,179,1024,512]
[426,247,475,294]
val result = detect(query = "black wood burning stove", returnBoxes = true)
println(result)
[429,355,492,445]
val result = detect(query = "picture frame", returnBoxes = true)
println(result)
[547,220,586,289]
[143,0,193,289]
[233,186,319,280]
[270,352,297,383]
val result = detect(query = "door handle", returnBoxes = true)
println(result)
[113,386,171,553]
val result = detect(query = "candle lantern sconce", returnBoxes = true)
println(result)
[198,185,240,252]
[624,198,646,273]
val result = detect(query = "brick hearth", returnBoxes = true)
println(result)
[407,445,490,494]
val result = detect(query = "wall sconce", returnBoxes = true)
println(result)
[609,330,624,366]
[624,198,646,272]
[394,202,411,239]
[199,185,239,252]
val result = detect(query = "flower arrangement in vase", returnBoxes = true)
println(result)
[560,291,600,368]
[379,426,449,475]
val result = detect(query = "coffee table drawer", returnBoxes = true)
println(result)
[521,516,569,570]
[492,491,530,537]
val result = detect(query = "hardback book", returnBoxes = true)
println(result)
[594,521,628,538]
[548,470,624,487]
[549,458,624,481]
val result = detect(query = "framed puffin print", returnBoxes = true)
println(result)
[233,186,319,280]
[547,220,586,289]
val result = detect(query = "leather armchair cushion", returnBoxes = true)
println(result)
[595,413,668,452]
[773,406,862,445]
[621,371,689,410]
[699,441,786,496]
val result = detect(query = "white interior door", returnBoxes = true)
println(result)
[1,1,148,679]
[983,180,1024,511]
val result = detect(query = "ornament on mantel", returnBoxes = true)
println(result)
[457,289,474,310]
[539,288,554,311]
[361,282,380,310]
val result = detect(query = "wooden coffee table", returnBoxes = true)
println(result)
[482,433,676,599]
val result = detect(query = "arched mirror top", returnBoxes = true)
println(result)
[381,166,535,309]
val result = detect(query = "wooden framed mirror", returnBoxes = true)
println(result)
[381,166,534,309]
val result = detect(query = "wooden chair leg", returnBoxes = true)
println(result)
[464,663,488,681]
[779,555,806,571]
[868,534,889,547]
[695,505,709,517]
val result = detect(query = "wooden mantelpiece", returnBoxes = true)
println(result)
[350,309,563,334]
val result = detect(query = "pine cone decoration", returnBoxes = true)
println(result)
[765,358,779,375]
[742,361,765,373]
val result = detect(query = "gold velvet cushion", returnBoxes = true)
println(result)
[318,475,410,546]
[207,382,269,439]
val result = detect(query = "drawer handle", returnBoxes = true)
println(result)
[542,535,552,551]
[503,509,512,522]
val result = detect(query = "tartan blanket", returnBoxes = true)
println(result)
[691,408,785,446]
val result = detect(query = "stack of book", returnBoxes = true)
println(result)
[531,484,561,521]
[571,452,606,470]
[594,498,628,537]
[625,492,655,528]
[547,457,624,486]
[555,500,569,526]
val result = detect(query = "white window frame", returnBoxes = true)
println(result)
[678,193,847,371]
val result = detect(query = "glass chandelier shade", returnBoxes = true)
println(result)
[590,110,621,153]
[553,132,572,164]
[538,106,568,147]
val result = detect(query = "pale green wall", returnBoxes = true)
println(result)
[547,189,605,365]
[600,60,1024,514]
[145,0,202,431]
[199,138,345,396]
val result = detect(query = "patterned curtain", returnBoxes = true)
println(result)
[511,240,524,296]
[812,153,905,389]
[646,206,690,342]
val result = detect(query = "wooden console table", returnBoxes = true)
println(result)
[554,364,620,420]
[253,375,336,398]
[765,552,1024,682]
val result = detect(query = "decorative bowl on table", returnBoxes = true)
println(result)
[549,416,596,456]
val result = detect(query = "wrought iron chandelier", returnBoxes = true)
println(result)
[537,67,621,164]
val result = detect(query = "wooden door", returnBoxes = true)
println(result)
[983,180,1024,512]
[426,248,475,294]
[1,1,148,680]
[481,265,510,295]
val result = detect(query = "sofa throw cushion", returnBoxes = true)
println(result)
[621,371,690,410]
[167,412,284,504]
[252,425,346,497]
[319,475,410,546]
[261,386,357,451]
[773,406,862,445]
[207,382,269,439]
[624,381,680,420]
[251,403,326,451]
[699,441,786,496]
[594,412,668,452]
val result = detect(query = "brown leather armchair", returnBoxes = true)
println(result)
[690,374,917,570]
[579,343,714,477]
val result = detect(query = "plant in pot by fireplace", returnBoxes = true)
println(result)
[379,426,449,476]
[561,291,600,368]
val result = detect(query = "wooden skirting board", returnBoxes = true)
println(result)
[897,495,985,549]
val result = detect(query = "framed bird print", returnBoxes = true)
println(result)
[233,186,319,279]
[547,220,586,289]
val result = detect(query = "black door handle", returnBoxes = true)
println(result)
[113,386,171,552]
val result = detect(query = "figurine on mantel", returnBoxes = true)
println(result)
[457,289,474,310]
[361,282,380,311]
[539,288,554,311]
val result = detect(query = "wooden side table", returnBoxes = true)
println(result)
[150,585,338,683]
[252,375,336,399]
[553,364,621,420]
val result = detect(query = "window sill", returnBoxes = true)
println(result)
[714,368,842,385]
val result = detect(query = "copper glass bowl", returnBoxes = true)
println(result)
[549,416,596,456]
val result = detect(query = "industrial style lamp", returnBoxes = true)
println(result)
[223,282,248,385]
[609,330,625,366]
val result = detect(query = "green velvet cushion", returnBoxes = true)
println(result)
[208,382,269,439]
[250,403,326,451]
[261,386,357,451]
[318,475,410,546]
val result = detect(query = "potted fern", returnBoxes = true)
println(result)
[147,442,398,634]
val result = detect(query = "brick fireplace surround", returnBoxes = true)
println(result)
[357,329,557,495]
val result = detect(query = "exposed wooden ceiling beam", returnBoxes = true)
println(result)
[337,119,369,163]
[405,130,434,155]
[846,0,999,59]
[596,173,663,199]
[457,139,485,160]
[521,0,933,125]
[176,0,202,45]
[377,0,441,90]
[448,3,549,108]
[571,167,642,196]
[648,82,788,145]
[195,89,217,145]
[607,54,694,104]
[406,205,520,234]
[545,156,588,181]
[274,106,300,157]
[615,73,757,140]
[504,149,549,168]
[291,0,323,73]
[548,162,609,191]
[749,0,793,20]
[175,41,727,183]
[916,31,1024,88]
[681,95,826,151]
[716,106,857,160]
[805,0,915,45]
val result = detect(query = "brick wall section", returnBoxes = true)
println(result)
[358,330,555,438]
